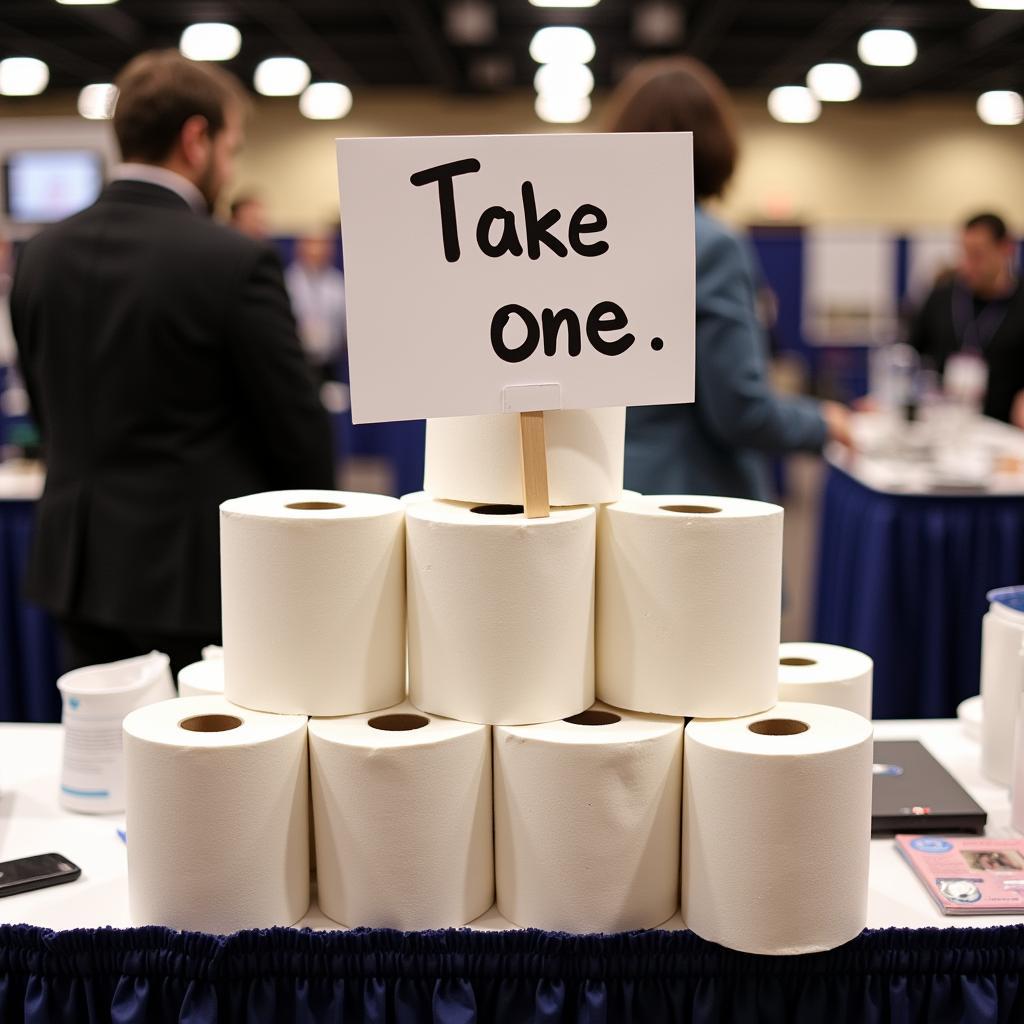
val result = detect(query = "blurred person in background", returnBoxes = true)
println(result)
[285,226,347,384]
[228,192,268,241]
[0,235,15,368]
[10,49,333,675]
[909,212,1024,426]
[605,57,851,501]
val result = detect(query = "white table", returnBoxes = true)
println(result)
[0,718,1013,932]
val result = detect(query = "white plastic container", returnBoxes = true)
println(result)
[58,652,176,813]
[981,587,1024,785]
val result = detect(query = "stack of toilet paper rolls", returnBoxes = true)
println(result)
[123,409,874,954]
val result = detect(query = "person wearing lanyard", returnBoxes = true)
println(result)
[909,213,1024,426]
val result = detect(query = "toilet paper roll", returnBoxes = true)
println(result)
[123,695,309,933]
[407,499,595,725]
[220,490,405,716]
[597,494,783,718]
[495,703,682,932]
[310,702,492,929]
[683,702,872,955]
[778,643,873,719]
[177,659,224,698]
[982,588,1024,784]
[424,407,625,507]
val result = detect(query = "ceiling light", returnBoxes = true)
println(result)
[180,23,241,62]
[299,82,353,120]
[253,57,311,97]
[444,0,496,45]
[530,0,600,7]
[806,63,861,102]
[977,90,1024,126]
[970,0,1024,9]
[56,0,119,5]
[0,57,49,97]
[534,62,594,98]
[535,92,591,123]
[77,83,118,120]
[767,86,821,124]
[529,26,596,65]
[632,0,685,47]
[857,29,917,67]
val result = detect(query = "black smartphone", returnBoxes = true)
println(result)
[0,853,82,898]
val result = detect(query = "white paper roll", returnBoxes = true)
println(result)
[310,702,492,929]
[981,597,1024,784]
[220,490,405,717]
[494,702,682,932]
[597,494,783,718]
[123,695,309,933]
[424,407,625,507]
[407,499,595,725]
[683,702,872,955]
[177,659,224,698]
[778,642,873,719]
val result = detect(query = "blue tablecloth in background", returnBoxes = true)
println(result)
[0,500,61,722]
[1,923,1022,1023]
[814,463,1024,719]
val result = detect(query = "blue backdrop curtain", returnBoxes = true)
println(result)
[1,924,1023,1023]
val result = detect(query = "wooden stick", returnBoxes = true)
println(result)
[519,410,550,519]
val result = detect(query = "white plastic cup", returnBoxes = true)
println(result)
[981,587,1024,785]
[58,652,176,813]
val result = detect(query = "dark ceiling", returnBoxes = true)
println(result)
[0,0,1022,99]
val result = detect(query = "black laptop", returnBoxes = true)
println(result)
[872,740,987,837]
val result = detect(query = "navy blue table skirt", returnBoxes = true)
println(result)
[0,500,61,722]
[0,924,1022,1023]
[814,464,1024,719]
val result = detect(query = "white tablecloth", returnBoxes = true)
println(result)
[0,718,1013,932]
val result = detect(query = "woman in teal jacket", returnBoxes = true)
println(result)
[606,58,850,500]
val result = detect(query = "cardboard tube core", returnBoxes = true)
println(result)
[780,656,818,667]
[179,714,243,733]
[748,718,809,736]
[368,713,430,732]
[470,504,524,516]
[286,501,344,510]
[660,504,721,514]
[564,709,622,726]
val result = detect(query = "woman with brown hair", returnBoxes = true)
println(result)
[606,58,850,500]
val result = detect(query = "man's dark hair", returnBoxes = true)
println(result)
[965,212,1009,242]
[113,49,247,163]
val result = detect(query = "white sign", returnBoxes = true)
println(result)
[336,132,695,423]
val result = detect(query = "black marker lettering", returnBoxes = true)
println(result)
[476,207,524,257]
[587,301,635,355]
[491,303,540,363]
[568,204,609,257]
[409,158,481,263]
[542,308,582,357]
[521,181,568,259]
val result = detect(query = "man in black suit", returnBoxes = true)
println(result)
[10,50,334,675]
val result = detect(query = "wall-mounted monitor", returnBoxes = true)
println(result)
[2,149,104,224]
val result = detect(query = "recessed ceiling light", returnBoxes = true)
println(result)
[535,92,592,123]
[77,83,118,120]
[0,57,49,96]
[970,0,1024,9]
[977,90,1024,126]
[55,0,120,5]
[299,82,353,120]
[767,86,821,124]
[857,29,917,67]
[529,26,596,64]
[806,63,861,102]
[253,57,311,97]
[180,23,242,62]
[530,0,600,7]
[534,62,594,98]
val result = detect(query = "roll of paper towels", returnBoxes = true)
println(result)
[683,702,872,954]
[407,499,595,725]
[597,494,783,718]
[494,703,682,932]
[424,407,625,507]
[310,702,492,928]
[220,490,405,716]
[981,587,1024,784]
[177,659,224,698]
[123,695,309,933]
[778,642,873,719]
